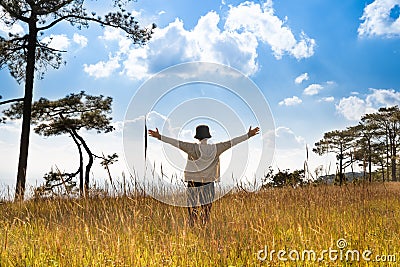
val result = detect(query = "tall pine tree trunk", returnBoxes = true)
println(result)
[69,129,84,197]
[15,19,37,201]
[72,131,93,197]
[386,134,390,181]
[392,143,397,182]
[368,139,372,182]
[338,143,344,186]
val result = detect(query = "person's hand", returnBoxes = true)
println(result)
[148,128,161,140]
[248,126,260,137]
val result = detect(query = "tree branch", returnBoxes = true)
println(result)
[38,13,153,39]
[37,42,67,53]
[0,1,30,23]
[0,97,24,106]
[3,35,28,43]
[69,127,93,195]
[1,45,26,53]
[43,168,79,190]
[38,14,125,32]
[36,15,70,31]
[44,106,104,118]
[35,0,75,16]
[66,127,84,195]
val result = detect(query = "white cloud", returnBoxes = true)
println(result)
[73,33,88,48]
[123,13,260,78]
[224,2,316,60]
[320,96,335,102]
[275,126,305,150]
[358,0,400,37]
[0,7,25,35]
[101,27,122,41]
[295,72,309,84]
[122,48,150,80]
[272,126,338,174]
[336,96,372,121]
[41,34,70,51]
[303,83,324,96]
[0,21,24,35]
[279,96,302,106]
[83,54,120,79]
[366,88,400,106]
[290,31,316,59]
[336,89,400,121]
[100,28,132,54]
[88,1,316,80]
[158,10,166,15]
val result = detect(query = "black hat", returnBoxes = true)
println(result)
[194,125,211,140]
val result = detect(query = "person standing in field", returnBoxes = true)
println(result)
[148,125,260,226]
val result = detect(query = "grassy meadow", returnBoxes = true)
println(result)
[0,183,399,266]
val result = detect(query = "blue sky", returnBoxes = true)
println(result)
[1,0,400,188]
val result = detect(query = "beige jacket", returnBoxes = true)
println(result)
[160,134,249,183]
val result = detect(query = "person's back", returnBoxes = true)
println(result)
[148,124,259,226]
[158,125,253,182]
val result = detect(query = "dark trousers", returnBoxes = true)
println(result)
[187,181,215,226]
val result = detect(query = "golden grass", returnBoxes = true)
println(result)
[0,183,399,266]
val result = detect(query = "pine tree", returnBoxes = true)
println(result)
[0,0,155,200]
[4,91,117,197]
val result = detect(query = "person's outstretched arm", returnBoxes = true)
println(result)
[148,128,162,140]
[217,126,260,155]
[248,126,260,138]
[148,128,194,154]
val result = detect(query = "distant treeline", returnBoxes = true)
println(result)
[313,106,400,185]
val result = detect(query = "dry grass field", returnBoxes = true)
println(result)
[0,183,399,266]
